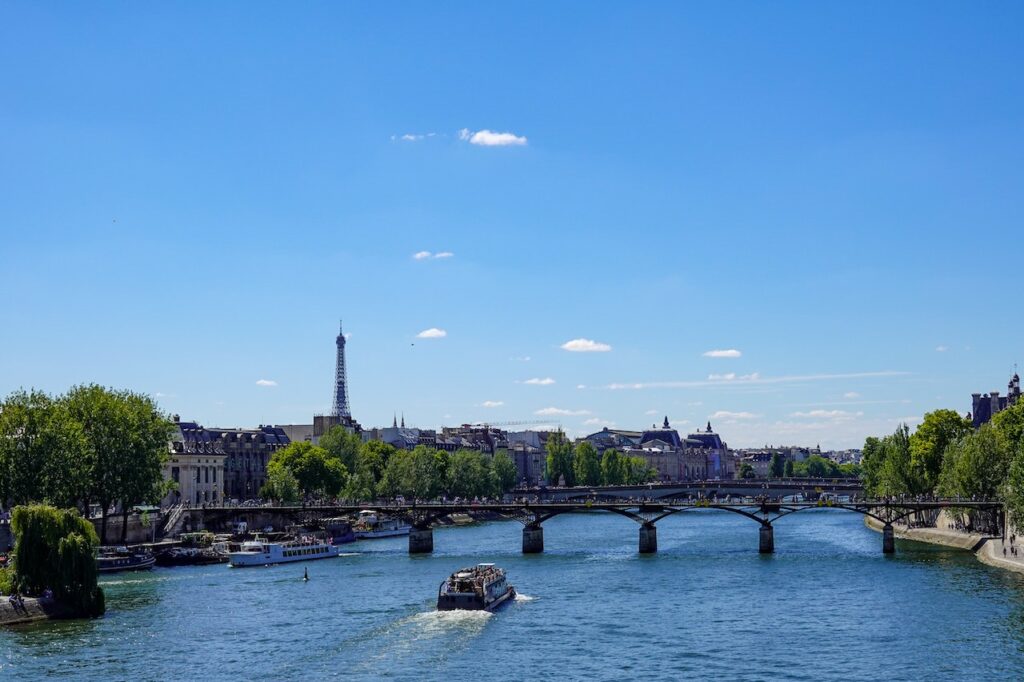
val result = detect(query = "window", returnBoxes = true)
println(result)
[213,468,217,483]
[205,468,210,484]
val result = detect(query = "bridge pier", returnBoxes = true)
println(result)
[639,522,657,554]
[882,523,895,554]
[522,524,544,554]
[409,527,434,554]
[759,523,774,554]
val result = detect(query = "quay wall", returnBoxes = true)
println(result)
[0,597,74,627]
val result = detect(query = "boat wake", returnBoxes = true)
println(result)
[514,593,536,602]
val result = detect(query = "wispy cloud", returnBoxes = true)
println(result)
[606,370,909,390]
[510,356,531,362]
[707,372,761,382]
[935,345,949,352]
[709,410,759,420]
[413,251,454,260]
[416,328,447,339]
[392,132,436,142]
[790,409,863,420]
[703,349,742,358]
[645,409,659,415]
[843,392,861,399]
[583,418,615,427]
[522,377,555,386]
[535,407,590,416]
[458,128,527,146]
[255,379,278,387]
[561,338,612,352]
[481,400,504,408]
[576,384,586,390]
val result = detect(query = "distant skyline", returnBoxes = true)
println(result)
[2,3,1022,448]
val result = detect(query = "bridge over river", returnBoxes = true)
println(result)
[515,477,863,502]
[191,497,1003,556]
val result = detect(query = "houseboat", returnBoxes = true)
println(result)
[437,563,516,611]
[97,547,156,573]
[352,510,410,539]
[228,536,343,567]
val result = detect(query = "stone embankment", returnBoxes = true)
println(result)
[0,596,74,627]
[865,514,1024,575]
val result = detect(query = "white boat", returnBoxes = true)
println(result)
[437,563,516,611]
[228,536,343,567]
[353,510,410,539]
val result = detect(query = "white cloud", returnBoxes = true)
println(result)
[561,338,612,352]
[481,400,504,408]
[709,410,759,420]
[416,328,447,339]
[413,251,454,261]
[522,377,555,386]
[935,345,949,352]
[510,356,531,362]
[576,384,586,389]
[255,379,277,387]
[843,392,861,399]
[607,370,909,390]
[708,372,760,382]
[645,409,659,415]
[400,133,424,141]
[790,409,863,420]
[535,407,590,416]
[458,128,527,146]
[583,418,616,427]
[703,349,742,358]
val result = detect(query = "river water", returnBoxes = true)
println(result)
[3,511,1024,681]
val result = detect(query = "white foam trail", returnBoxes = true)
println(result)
[514,593,536,602]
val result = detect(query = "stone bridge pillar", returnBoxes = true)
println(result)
[639,522,658,554]
[759,523,774,554]
[522,524,544,554]
[882,523,895,554]
[409,527,434,554]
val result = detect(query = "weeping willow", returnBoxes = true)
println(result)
[10,505,105,617]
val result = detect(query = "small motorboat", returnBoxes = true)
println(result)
[97,546,156,573]
[437,563,516,611]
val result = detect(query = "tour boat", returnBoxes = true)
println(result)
[97,547,156,573]
[228,536,343,567]
[323,518,357,545]
[437,563,516,611]
[352,510,410,539]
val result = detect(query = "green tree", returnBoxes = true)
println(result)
[545,432,575,486]
[783,459,794,478]
[1005,441,1024,529]
[448,450,492,499]
[601,449,626,485]
[0,390,62,507]
[573,442,602,486]
[268,441,348,498]
[379,446,446,500]
[938,423,1010,500]
[492,452,518,493]
[910,409,972,492]
[623,456,657,484]
[738,461,755,479]
[993,400,1024,454]
[860,436,884,496]
[262,466,300,504]
[11,504,105,617]
[877,424,918,496]
[319,426,363,474]
[769,453,785,479]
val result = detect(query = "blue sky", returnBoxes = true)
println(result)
[2,2,1022,448]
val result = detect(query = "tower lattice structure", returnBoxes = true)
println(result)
[332,320,352,418]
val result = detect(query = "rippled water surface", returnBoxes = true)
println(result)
[4,511,1024,681]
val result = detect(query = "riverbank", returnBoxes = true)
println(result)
[0,596,75,627]
[865,515,1024,575]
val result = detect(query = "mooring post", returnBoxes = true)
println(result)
[409,526,433,554]
[759,523,774,554]
[522,523,544,554]
[882,523,895,554]
[639,522,658,554]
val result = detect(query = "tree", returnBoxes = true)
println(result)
[993,400,1024,455]
[545,432,574,486]
[860,436,884,496]
[448,450,492,499]
[492,452,518,493]
[267,441,348,498]
[623,456,656,484]
[877,424,918,496]
[262,466,300,504]
[769,453,785,479]
[379,446,446,500]
[738,462,755,479]
[1005,441,1024,529]
[573,442,602,486]
[910,409,971,492]
[11,504,105,617]
[62,385,171,544]
[601,449,626,485]
[939,423,1010,501]
[783,460,794,478]
[319,426,363,474]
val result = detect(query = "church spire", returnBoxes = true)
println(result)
[663,416,669,429]
[401,412,405,428]
[392,413,397,428]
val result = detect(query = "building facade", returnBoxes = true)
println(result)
[163,420,226,506]
[972,372,1021,428]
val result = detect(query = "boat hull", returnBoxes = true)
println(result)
[228,544,343,567]
[438,587,516,612]
[354,527,410,539]
[97,555,156,573]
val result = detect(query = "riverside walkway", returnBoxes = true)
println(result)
[193,497,1003,556]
